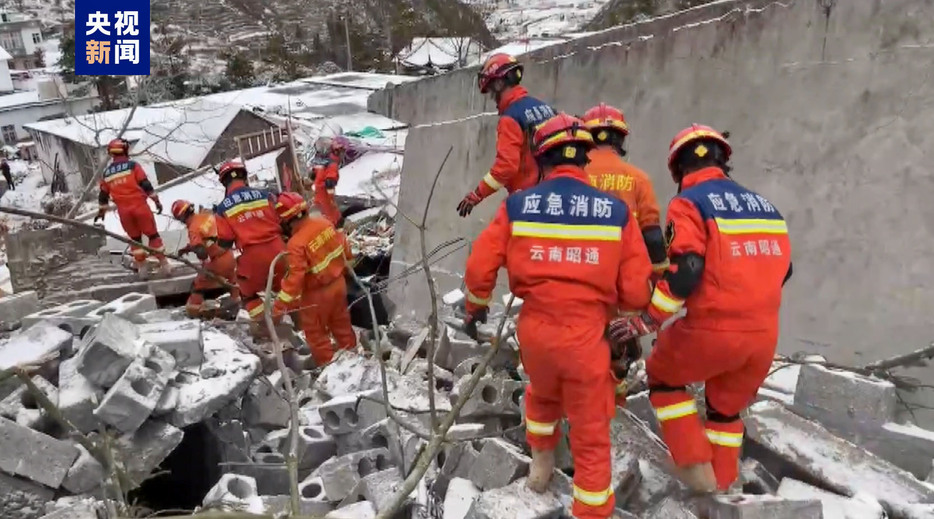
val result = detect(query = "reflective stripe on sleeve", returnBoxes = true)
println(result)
[482,172,504,191]
[650,287,684,314]
[466,290,491,306]
[277,291,296,304]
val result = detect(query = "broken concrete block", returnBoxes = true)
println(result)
[313,448,394,501]
[745,401,934,511]
[0,416,79,488]
[279,425,337,471]
[708,494,823,519]
[501,378,524,415]
[445,329,493,371]
[242,372,291,429]
[234,449,290,495]
[777,478,884,519]
[203,473,264,514]
[442,289,465,307]
[465,477,562,519]
[454,357,484,378]
[168,330,261,427]
[57,356,103,434]
[739,458,779,495]
[468,438,530,491]
[86,292,157,320]
[451,376,505,418]
[325,501,377,519]
[340,468,403,513]
[320,390,387,435]
[441,441,479,480]
[61,444,104,495]
[76,313,142,387]
[153,382,179,416]
[93,358,168,433]
[39,497,104,519]
[445,477,481,519]
[0,471,55,519]
[645,497,698,518]
[0,375,58,427]
[21,299,104,329]
[0,321,72,370]
[115,420,184,488]
[401,326,451,373]
[0,291,39,330]
[794,364,896,426]
[261,493,333,517]
[138,319,204,367]
[611,451,642,507]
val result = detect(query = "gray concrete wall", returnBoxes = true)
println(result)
[385,0,934,419]
[6,226,105,296]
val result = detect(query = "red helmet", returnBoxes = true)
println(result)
[667,124,732,173]
[217,160,247,183]
[171,199,194,222]
[107,138,129,156]
[477,53,523,94]
[275,191,308,222]
[582,103,629,139]
[531,113,595,157]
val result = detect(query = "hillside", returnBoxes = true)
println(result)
[584,0,710,30]
[465,0,611,39]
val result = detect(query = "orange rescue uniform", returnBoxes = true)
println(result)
[585,146,667,272]
[473,86,556,199]
[465,165,652,519]
[184,210,239,315]
[215,180,287,320]
[273,216,356,365]
[645,167,792,490]
[313,157,342,226]
[99,157,163,262]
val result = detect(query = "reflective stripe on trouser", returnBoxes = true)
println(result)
[300,276,356,366]
[518,314,615,518]
[244,297,266,320]
[706,418,744,490]
[648,390,711,467]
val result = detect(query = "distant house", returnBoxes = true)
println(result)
[395,38,483,74]
[23,98,279,191]
[0,10,43,70]
[0,65,99,146]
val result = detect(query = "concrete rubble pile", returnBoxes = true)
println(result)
[4,287,934,518]
[0,291,262,519]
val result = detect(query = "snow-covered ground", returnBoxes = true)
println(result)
[467,0,610,40]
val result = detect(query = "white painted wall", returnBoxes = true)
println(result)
[0,96,98,141]
[0,58,11,92]
[19,25,39,55]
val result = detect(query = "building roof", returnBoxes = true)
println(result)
[24,98,242,170]
[473,37,569,65]
[396,38,482,69]
[0,45,11,61]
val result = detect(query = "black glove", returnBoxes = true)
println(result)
[324,178,337,189]
[93,206,107,223]
[463,307,488,341]
[178,245,193,256]
[457,189,483,218]
[153,198,163,214]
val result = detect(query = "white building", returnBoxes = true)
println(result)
[0,74,99,146]
[0,10,43,70]
[395,37,484,74]
[0,45,12,92]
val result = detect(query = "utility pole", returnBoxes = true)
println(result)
[286,95,305,197]
[343,12,352,71]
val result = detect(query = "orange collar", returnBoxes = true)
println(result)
[497,85,529,113]
[680,167,729,190]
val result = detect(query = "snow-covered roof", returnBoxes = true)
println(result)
[336,151,403,203]
[23,98,241,170]
[0,45,11,61]
[396,38,482,69]
[0,91,40,110]
[474,37,569,64]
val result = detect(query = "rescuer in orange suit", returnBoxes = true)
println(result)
[463,113,653,518]
[608,124,793,494]
[172,199,240,318]
[213,161,287,322]
[95,138,169,273]
[456,53,557,217]
[582,103,668,274]
[271,192,356,366]
[313,142,344,226]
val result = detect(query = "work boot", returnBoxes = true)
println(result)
[676,462,717,494]
[218,298,241,321]
[526,449,555,493]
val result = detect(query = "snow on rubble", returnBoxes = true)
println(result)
[2,282,934,517]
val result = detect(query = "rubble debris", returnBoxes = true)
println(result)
[313,448,395,501]
[468,438,531,490]
[138,319,204,367]
[242,372,291,429]
[202,473,264,514]
[0,320,71,370]
[794,364,897,426]
[0,471,55,519]
[315,351,396,398]
[76,313,143,387]
[319,390,387,435]
[85,292,157,320]
[465,477,563,519]
[325,500,377,519]
[93,357,169,433]
[744,401,934,511]
[708,494,823,518]
[444,477,481,519]
[114,419,184,487]
[776,478,885,519]
[21,300,104,330]
[283,424,338,471]
[0,416,79,488]
[339,467,404,512]
[61,444,104,495]
[57,355,103,434]
[0,291,39,331]
[739,458,780,495]
[644,497,698,518]
[39,497,105,519]
[0,375,57,429]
